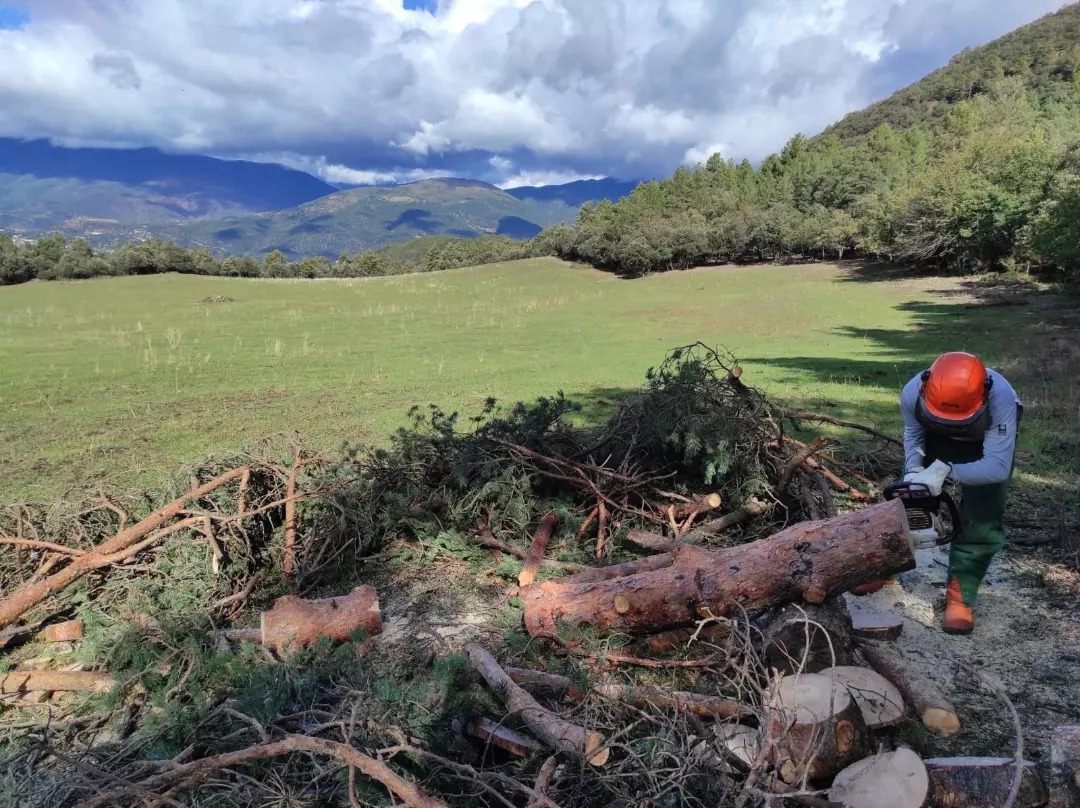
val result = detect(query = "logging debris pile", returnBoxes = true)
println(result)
[4,343,1064,808]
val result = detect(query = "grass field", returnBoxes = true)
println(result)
[0,258,1069,502]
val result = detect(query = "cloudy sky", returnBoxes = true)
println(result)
[0,0,1067,187]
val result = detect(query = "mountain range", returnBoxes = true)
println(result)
[0,137,638,257]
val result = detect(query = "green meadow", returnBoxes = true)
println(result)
[0,258,1060,502]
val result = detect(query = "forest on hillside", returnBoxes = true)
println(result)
[544,4,1080,277]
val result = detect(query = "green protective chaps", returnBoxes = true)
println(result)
[924,433,1012,607]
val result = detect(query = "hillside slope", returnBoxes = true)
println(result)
[823,2,1080,140]
[141,178,586,257]
[545,3,1080,277]
[0,139,336,232]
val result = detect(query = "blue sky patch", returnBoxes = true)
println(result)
[0,4,28,30]
[403,0,437,14]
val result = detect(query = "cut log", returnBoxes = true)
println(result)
[522,499,914,640]
[519,513,559,588]
[1,670,116,694]
[761,598,856,674]
[768,673,871,782]
[506,668,587,702]
[827,747,929,808]
[260,585,381,655]
[716,724,761,772]
[848,606,903,641]
[35,620,85,643]
[925,757,1048,808]
[671,493,723,521]
[681,498,772,543]
[859,642,959,736]
[465,644,609,766]
[821,666,906,730]
[1050,726,1080,808]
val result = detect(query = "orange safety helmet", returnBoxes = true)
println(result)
[915,352,992,438]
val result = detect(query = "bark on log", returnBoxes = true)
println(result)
[519,513,559,588]
[507,668,587,702]
[455,717,545,758]
[1,670,116,694]
[522,499,914,639]
[260,585,382,654]
[761,598,856,674]
[0,468,248,631]
[625,528,679,553]
[859,641,960,736]
[925,757,1048,808]
[768,673,870,782]
[821,666,906,730]
[827,747,929,808]
[465,644,609,766]
[1050,726,1080,808]
[36,620,85,643]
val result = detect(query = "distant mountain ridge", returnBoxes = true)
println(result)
[0,138,337,231]
[0,138,640,255]
[145,177,598,258]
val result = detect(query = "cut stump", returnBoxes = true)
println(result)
[821,666,906,730]
[761,598,855,674]
[828,747,929,808]
[768,672,870,782]
[925,756,1049,808]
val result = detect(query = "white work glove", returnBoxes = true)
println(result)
[905,459,952,496]
[903,465,925,482]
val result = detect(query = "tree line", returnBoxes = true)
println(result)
[540,62,1080,277]
[0,232,538,286]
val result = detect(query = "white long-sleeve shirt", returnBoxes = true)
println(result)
[900,368,1021,486]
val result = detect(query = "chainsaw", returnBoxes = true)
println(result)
[884,481,961,550]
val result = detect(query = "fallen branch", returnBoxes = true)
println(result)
[506,668,749,719]
[72,734,448,808]
[0,467,248,630]
[0,537,85,556]
[778,437,827,494]
[465,643,609,766]
[859,641,960,736]
[681,499,773,543]
[455,716,544,758]
[1,670,116,694]
[527,756,558,808]
[519,513,559,588]
[780,410,902,447]
[474,520,583,573]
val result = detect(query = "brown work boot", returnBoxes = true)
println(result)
[852,578,896,596]
[942,577,974,635]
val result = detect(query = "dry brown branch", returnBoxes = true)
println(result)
[282,463,300,578]
[778,437,827,494]
[71,734,448,808]
[465,643,609,766]
[681,499,773,543]
[0,467,248,630]
[1,670,116,694]
[519,513,558,588]
[534,632,727,670]
[527,756,558,808]
[473,520,583,573]
[779,410,902,447]
[596,499,609,559]
[0,537,85,556]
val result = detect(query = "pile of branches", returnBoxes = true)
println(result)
[358,342,899,562]
[0,344,910,808]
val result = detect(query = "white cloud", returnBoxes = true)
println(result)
[0,0,1066,179]
[240,151,453,185]
[495,169,604,189]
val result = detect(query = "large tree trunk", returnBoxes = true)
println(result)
[925,757,1049,808]
[521,499,914,639]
